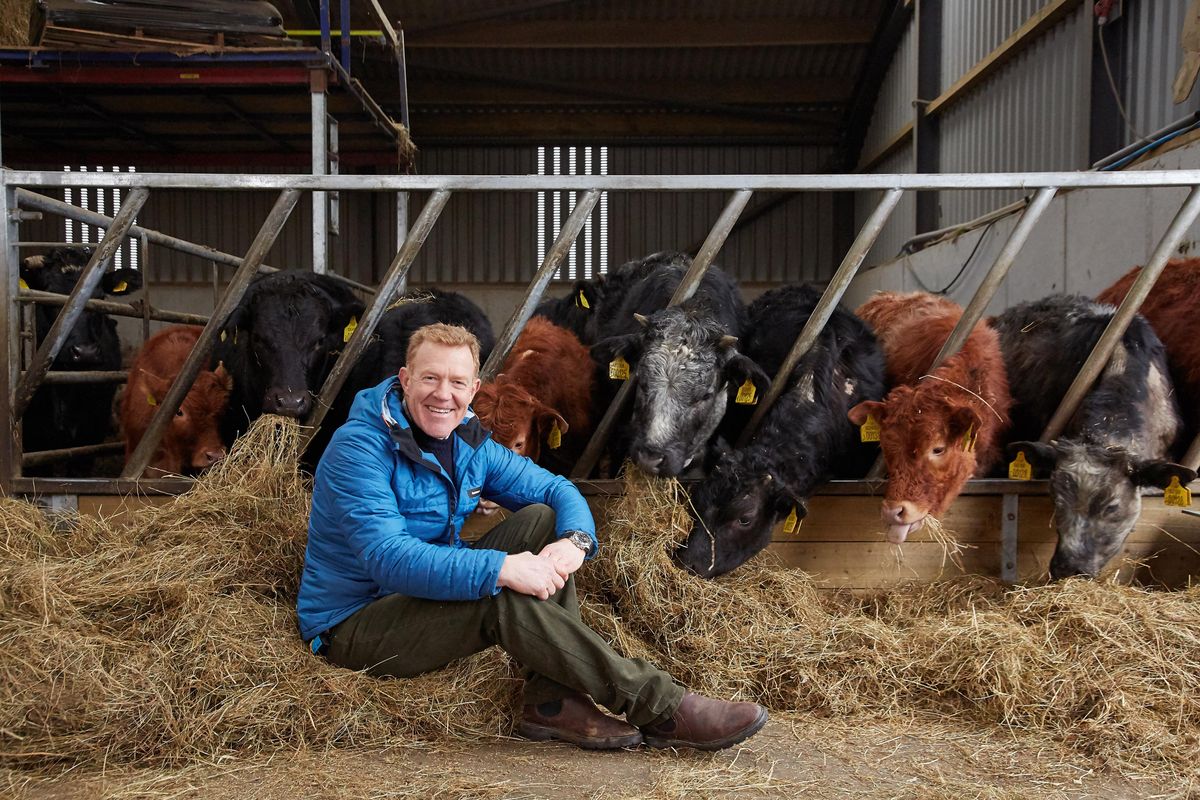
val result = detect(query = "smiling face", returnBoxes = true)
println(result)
[399,341,481,439]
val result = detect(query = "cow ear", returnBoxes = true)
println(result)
[768,481,805,519]
[213,361,234,393]
[947,406,983,441]
[314,275,367,330]
[1006,441,1057,476]
[19,255,47,291]
[723,352,769,390]
[101,268,143,296]
[591,332,642,365]
[536,407,569,437]
[848,400,886,426]
[140,371,171,406]
[1130,459,1197,490]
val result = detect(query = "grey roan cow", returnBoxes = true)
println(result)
[589,252,760,477]
[992,295,1195,579]
[677,284,887,577]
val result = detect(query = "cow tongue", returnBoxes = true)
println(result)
[885,519,923,544]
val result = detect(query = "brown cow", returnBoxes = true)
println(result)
[1097,258,1200,439]
[848,292,1011,544]
[121,325,232,477]
[473,316,594,473]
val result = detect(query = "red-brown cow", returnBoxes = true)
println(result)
[1097,258,1200,437]
[848,292,1011,543]
[121,325,232,477]
[473,316,594,474]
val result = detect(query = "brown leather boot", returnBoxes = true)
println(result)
[641,692,768,751]
[518,694,643,750]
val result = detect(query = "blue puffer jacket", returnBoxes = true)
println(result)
[297,377,597,642]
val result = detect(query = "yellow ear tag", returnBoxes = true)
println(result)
[112,280,128,293]
[220,330,227,342]
[343,316,358,343]
[146,392,157,407]
[782,506,799,534]
[961,424,977,452]
[576,290,590,310]
[1164,475,1193,507]
[1008,451,1032,481]
[735,378,758,405]
[548,420,563,450]
[860,413,881,443]
[18,278,29,290]
[609,355,629,380]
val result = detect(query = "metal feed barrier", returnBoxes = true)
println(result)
[4,168,1200,582]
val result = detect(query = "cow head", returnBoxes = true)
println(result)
[221,273,365,419]
[21,247,142,369]
[1010,440,1197,579]
[678,444,804,578]
[591,308,767,477]
[849,384,984,543]
[472,376,568,463]
[138,363,233,476]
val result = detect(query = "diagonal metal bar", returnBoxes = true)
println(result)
[482,189,599,381]
[13,186,148,420]
[1040,184,1200,443]
[1183,432,1200,472]
[300,189,452,450]
[121,189,301,478]
[737,187,903,448]
[866,185,1058,479]
[570,189,753,479]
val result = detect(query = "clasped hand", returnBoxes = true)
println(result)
[497,538,585,600]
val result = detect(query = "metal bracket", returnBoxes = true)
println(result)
[1001,493,1019,583]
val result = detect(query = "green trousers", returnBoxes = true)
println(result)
[325,504,685,727]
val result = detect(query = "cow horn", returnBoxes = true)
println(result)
[718,334,738,349]
[764,473,773,483]
[633,313,650,328]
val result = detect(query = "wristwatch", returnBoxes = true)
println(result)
[564,530,594,555]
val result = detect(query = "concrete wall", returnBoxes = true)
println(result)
[843,139,1200,314]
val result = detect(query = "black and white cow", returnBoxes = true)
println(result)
[214,270,365,450]
[992,295,1195,579]
[677,284,888,577]
[20,247,142,474]
[589,251,758,477]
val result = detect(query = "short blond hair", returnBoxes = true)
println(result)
[406,323,482,375]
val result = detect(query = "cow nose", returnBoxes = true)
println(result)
[264,389,311,417]
[203,449,225,466]
[882,501,922,524]
[634,448,665,475]
[69,343,100,364]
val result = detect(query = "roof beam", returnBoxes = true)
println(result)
[406,18,876,48]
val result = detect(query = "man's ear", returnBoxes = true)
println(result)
[848,400,887,426]
[1131,459,1197,489]
[591,332,643,365]
[723,352,769,391]
[1006,441,1057,476]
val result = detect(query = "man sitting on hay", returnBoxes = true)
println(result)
[296,323,768,751]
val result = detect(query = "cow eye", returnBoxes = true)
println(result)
[931,446,946,456]
[737,515,754,527]
[175,409,185,418]
[1104,502,1120,515]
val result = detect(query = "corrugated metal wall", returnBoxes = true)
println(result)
[938,4,1092,224]
[858,147,916,266]
[861,17,916,163]
[1123,0,1200,140]
[941,0,1052,80]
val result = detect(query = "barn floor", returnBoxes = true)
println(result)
[8,713,1187,799]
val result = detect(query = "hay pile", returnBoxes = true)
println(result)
[578,469,1200,780]
[3,423,1200,785]
[0,418,520,772]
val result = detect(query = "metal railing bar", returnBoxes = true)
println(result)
[300,189,453,450]
[18,290,209,326]
[13,187,149,421]
[9,169,1200,192]
[1040,185,1200,443]
[865,185,1059,479]
[14,189,375,296]
[28,371,127,384]
[570,189,754,479]
[120,189,302,479]
[736,187,904,448]
[481,189,600,382]
[1183,433,1200,472]
[22,441,124,468]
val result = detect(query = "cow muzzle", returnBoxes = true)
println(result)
[881,501,927,544]
[264,389,311,417]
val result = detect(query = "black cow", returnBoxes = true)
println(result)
[589,251,758,477]
[677,284,888,577]
[356,288,496,382]
[992,295,1195,579]
[533,283,597,345]
[214,271,365,452]
[20,246,142,474]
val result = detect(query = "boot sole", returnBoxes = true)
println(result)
[518,722,644,750]
[643,706,769,751]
